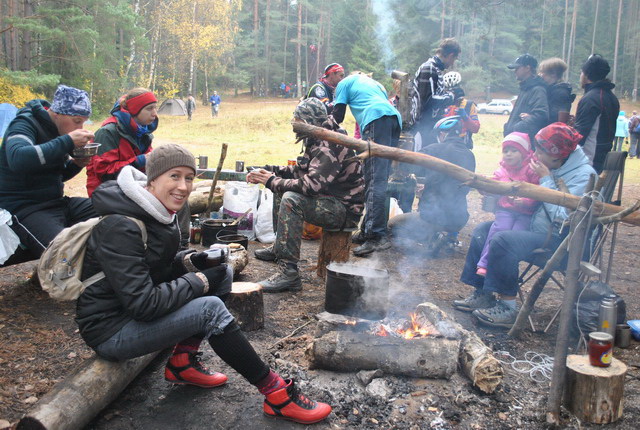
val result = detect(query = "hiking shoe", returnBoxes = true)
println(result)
[263,379,332,424]
[259,261,302,293]
[452,290,496,312]
[351,230,366,244]
[472,301,519,329]
[165,352,228,388]
[353,237,391,257]
[255,245,277,262]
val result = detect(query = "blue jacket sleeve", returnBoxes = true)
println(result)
[538,170,590,222]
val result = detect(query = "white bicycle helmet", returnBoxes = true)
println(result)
[443,71,462,88]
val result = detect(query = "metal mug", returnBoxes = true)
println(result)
[198,155,208,169]
[615,323,631,348]
[235,161,245,172]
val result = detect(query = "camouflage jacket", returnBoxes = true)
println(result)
[267,138,364,216]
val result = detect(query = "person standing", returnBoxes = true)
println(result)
[332,74,402,256]
[209,91,221,117]
[441,71,480,149]
[614,111,629,152]
[573,54,620,173]
[410,38,461,149]
[538,57,575,124]
[305,63,345,114]
[503,54,549,143]
[0,85,96,257]
[628,110,640,159]
[186,94,196,121]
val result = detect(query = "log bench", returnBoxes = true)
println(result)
[316,226,357,278]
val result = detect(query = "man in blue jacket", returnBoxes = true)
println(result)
[209,91,221,117]
[0,85,96,257]
[332,73,402,256]
[453,123,595,329]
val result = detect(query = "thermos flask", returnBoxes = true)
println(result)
[597,294,618,339]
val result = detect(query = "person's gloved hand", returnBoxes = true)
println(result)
[175,249,197,271]
[201,264,229,290]
[189,251,210,270]
[451,86,465,101]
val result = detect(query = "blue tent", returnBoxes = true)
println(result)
[0,103,18,138]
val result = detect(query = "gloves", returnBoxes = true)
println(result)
[451,86,465,101]
[201,264,229,290]
[189,251,210,270]
[175,249,197,272]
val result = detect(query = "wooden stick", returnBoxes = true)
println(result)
[291,122,640,226]
[205,143,228,218]
[595,200,640,224]
[268,320,313,349]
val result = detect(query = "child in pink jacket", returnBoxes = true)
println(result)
[476,132,540,276]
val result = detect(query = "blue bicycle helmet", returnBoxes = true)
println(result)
[433,115,463,135]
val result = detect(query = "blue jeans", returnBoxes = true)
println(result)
[95,266,234,361]
[361,115,401,239]
[460,222,561,297]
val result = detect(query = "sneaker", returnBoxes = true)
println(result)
[476,267,487,276]
[452,290,496,312]
[255,245,277,262]
[165,352,228,388]
[353,237,391,257]
[472,301,519,329]
[263,379,332,424]
[259,261,302,293]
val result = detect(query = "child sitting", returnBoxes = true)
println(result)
[476,132,540,276]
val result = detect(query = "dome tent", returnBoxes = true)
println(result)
[157,98,187,116]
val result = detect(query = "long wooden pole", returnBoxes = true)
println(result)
[205,143,228,218]
[292,123,640,226]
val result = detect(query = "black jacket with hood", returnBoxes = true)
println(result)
[546,82,575,124]
[76,166,207,348]
[503,76,549,142]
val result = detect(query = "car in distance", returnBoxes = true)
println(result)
[477,99,513,115]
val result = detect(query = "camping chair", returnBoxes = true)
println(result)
[514,151,627,333]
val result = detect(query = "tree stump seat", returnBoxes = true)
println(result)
[316,226,357,278]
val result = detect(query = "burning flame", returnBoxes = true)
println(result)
[344,319,357,325]
[398,313,432,339]
[375,325,390,337]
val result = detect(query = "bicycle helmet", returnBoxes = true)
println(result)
[434,115,463,135]
[443,71,462,88]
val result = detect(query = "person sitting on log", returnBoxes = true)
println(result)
[248,98,364,292]
[76,144,332,425]
[0,84,97,258]
[86,88,190,248]
[453,123,596,329]
[388,116,475,253]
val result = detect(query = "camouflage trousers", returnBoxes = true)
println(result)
[273,191,346,264]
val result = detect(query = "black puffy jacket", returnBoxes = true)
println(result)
[503,76,549,143]
[76,177,206,348]
[547,82,575,124]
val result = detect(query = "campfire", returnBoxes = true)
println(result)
[370,312,440,339]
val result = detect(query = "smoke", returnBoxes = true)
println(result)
[371,0,397,71]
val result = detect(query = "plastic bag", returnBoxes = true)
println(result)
[254,188,276,243]
[571,281,627,339]
[0,209,21,264]
[223,182,260,240]
[388,197,404,220]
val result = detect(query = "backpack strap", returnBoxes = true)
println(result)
[80,216,148,289]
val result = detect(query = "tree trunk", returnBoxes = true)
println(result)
[566,0,578,81]
[188,1,197,94]
[264,0,271,95]
[124,0,140,80]
[147,24,160,90]
[562,0,569,60]
[613,0,623,85]
[291,123,640,226]
[20,0,33,70]
[253,0,259,96]
[591,0,599,54]
[226,282,264,331]
[282,1,290,83]
[539,0,546,58]
[296,1,302,99]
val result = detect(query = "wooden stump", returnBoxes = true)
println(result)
[564,354,627,424]
[316,230,351,278]
[226,282,264,331]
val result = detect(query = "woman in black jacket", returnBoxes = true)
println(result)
[539,57,575,124]
[76,144,331,425]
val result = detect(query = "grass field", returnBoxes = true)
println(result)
[66,96,640,195]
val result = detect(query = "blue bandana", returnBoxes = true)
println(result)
[50,85,91,116]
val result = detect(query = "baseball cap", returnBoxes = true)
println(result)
[507,54,538,70]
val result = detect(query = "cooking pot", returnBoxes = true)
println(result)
[201,218,237,247]
[325,263,389,320]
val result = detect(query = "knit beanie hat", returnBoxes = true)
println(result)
[502,132,532,158]
[581,54,610,82]
[145,144,196,183]
[50,85,92,117]
[535,122,583,159]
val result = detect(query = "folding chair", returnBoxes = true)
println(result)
[514,151,627,333]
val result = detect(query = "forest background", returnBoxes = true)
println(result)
[1,0,639,114]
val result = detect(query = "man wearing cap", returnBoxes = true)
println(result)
[573,54,620,172]
[305,63,345,114]
[0,85,97,257]
[410,38,461,149]
[503,54,549,143]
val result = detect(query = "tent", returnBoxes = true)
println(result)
[158,98,187,116]
[0,103,18,137]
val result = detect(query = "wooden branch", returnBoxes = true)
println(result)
[205,143,228,218]
[595,200,640,225]
[292,122,640,227]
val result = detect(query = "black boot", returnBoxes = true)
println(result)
[353,236,391,257]
[258,261,302,293]
[255,245,277,262]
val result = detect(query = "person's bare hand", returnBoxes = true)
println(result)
[71,157,91,168]
[529,158,550,178]
[519,113,530,120]
[246,168,274,185]
[68,129,95,148]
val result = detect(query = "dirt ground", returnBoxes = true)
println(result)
[2,187,640,429]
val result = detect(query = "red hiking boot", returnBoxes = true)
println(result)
[263,379,332,424]
[164,352,228,388]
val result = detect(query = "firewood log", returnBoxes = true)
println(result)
[226,282,264,331]
[316,230,351,277]
[189,189,223,214]
[227,247,248,275]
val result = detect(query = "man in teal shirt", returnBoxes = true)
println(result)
[333,74,402,256]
